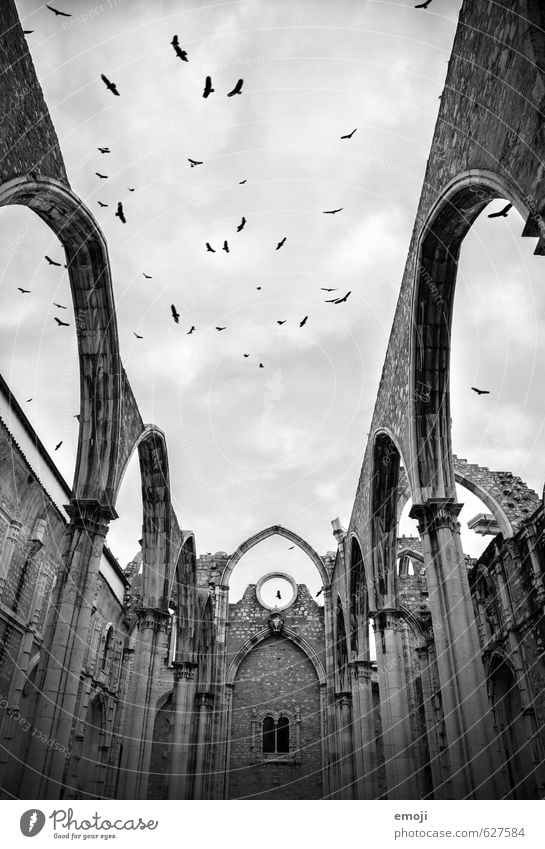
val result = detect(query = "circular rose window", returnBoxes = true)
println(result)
[256,572,297,611]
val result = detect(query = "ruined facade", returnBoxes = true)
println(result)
[1,0,545,800]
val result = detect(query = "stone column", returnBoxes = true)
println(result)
[118,607,170,799]
[350,659,378,799]
[20,500,113,799]
[167,660,197,799]
[373,609,420,799]
[410,499,505,799]
[335,692,355,799]
[193,691,213,799]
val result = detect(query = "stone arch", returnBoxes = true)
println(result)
[170,532,198,664]
[78,692,107,798]
[348,534,369,659]
[226,626,326,687]
[370,432,402,608]
[196,594,214,690]
[114,425,173,610]
[147,689,174,800]
[0,176,124,510]
[410,169,536,503]
[335,596,349,692]
[221,524,329,587]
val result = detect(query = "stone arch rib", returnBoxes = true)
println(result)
[226,626,326,687]
[221,525,329,587]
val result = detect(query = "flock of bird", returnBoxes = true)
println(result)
[15,0,500,459]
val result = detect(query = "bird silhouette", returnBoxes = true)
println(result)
[340,128,357,139]
[323,208,344,214]
[171,35,188,61]
[53,303,67,309]
[239,179,247,184]
[187,326,196,335]
[95,172,108,179]
[100,74,119,96]
[315,588,323,597]
[288,546,295,550]
[277,320,287,325]
[17,287,31,293]
[203,76,214,98]
[98,147,110,153]
[115,202,126,223]
[128,187,135,192]
[227,79,244,96]
[326,291,351,304]
[256,286,262,290]
[188,158,203,167]
[26,398,32,402]
[206,243,216,252]
[488,202,513,218]
[471,386,490,395]
[216,326,226,331]
[46,4,71,16]
[223,240,230,253]
[321,287,337,292]
[243,353,250,357]
[54,440,63,450]
[415,0,433,8]
[133,332,143,339]
[171,305,180,323]
[97,201,108,208]
[45,255,61,266]
[276,590,282,600]
[54,316,70,327]
[237,216,246,232]
[276,237,287,250]
[23,30,33,34]
[259,363,264,368]
[143,273,152,279]
[299,316,308,327]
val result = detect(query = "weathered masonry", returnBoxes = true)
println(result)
[1,0,545,800]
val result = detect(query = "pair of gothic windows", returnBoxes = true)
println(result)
[262,714,290,754]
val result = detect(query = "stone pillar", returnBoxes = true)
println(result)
[210,585,229,799]
[167,660,197,799]
[350,659,378,799]
[193,691,213,799]
[20,501,113,799]
[410,499,505,799]
[0,520,22,597]
[335,692,354,799]
[118,608,170,800]
[373,609,420,799]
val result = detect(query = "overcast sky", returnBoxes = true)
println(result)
[2,0,544,599]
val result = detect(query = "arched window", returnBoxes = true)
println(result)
[101,625,113,671]
[262,714,290,754]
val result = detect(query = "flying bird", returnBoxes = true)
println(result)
[54,316,70,327]
[171,304,180,324]
[26,398,32,402]
[276,590,282,600]
[128,187,135,192]
[95,172,108,179]
[471,386,490,395]
[188,158,203,167]
[488,202,513,218]
[321,288,337,292]
[203,76,214,98]
[237,217,246,232]
[46,4,71,16]
[171,35,188,61]
[133,332,143,339]
[340,128,357,140]
[326,291,351,304]
[277,320,286,325]
[143,273,152,279]
[53,302,67,309]
[54,440,63,451]
[323,208,344,214]
[415,0,433,7]
[115,202,126,223]
[23,30,34,34]
[216,326,226,331]
[256,286,262,290]
[17,287,31,293]
[223,240,230,253]
[276,237,286,250]
[259,363,264,368]
[98,147,110,154]
[45,255,61,266]
[239,179,247,184]
[227,79,244,97]
[243,353,249,357]
[315,588,323,597]
[299,315,308,327]
[187,326,195,335]
[100,74,119,96]
[97,201,108,208]
[288,546,294,550]
[206,242,216,252]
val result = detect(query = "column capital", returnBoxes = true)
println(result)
[372,607,404,630]
[196,691,214,708]
[409,499,463,534]
[349,659,374,683]
[173,660,197,682]
[135,606,170,632]
[64,499,117,533]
